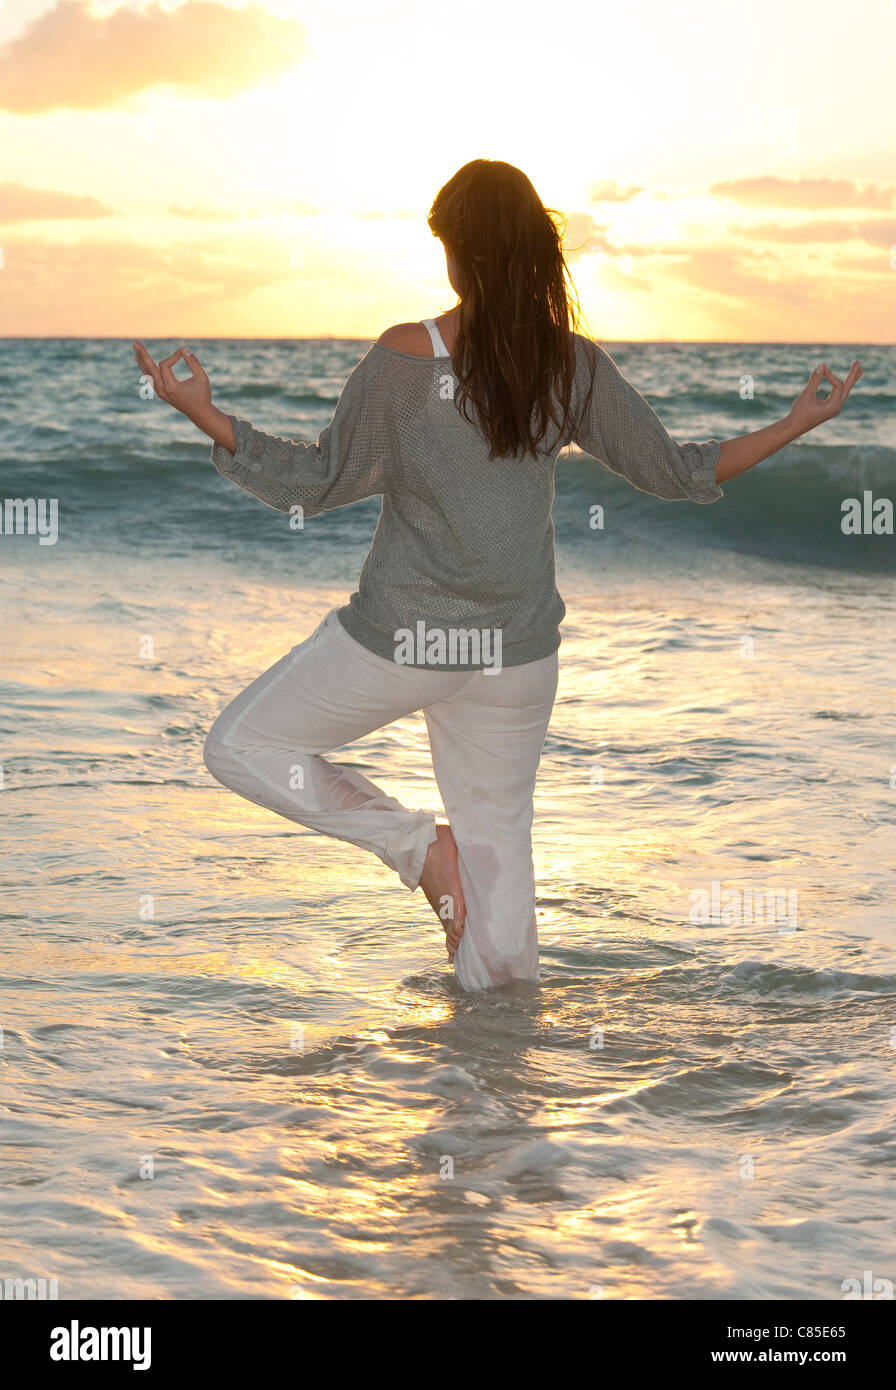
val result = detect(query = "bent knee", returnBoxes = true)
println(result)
[203,700,258,776]
[203,730,241,784]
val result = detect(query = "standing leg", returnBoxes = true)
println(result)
[203,610,468,889]
[423,651,558,990]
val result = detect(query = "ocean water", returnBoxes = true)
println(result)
[1,338,895,1300]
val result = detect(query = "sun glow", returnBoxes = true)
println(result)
[0,0,892,339]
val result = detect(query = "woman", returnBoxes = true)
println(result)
[133,159,862,992]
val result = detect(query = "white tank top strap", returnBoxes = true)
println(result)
[421,318,451,358]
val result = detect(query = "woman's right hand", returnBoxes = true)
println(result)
[133,341,236,453]
[787,361,863,437]
[133,341,213,422]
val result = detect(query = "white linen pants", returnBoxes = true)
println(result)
[203,608,558,991]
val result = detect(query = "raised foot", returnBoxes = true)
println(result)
[418,823,466,961]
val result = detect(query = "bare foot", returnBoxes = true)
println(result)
[418,823,466,961]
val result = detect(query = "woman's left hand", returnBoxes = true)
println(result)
[787,360,863,436]
[133,341,213,422]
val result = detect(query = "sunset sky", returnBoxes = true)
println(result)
[0,0,893,340]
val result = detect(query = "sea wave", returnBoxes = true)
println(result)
[557,442,896,572]
[4,437,894,575]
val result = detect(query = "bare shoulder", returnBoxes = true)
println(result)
[376,321,433,356]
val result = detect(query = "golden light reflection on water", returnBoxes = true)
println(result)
[6,560,896,1297]
[268,1261,333,1299]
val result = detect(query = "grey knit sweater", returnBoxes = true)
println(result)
[210,334,723,669]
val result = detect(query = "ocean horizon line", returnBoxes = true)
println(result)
[0,335,889,347]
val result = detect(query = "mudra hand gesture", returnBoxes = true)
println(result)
[133,341,234,452]
[788,361,863,435]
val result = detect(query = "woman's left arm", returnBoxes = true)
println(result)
[570,340,864,503]
[716,361,864,483]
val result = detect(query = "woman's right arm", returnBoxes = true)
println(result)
[133,341,391,517]
[134,342,235,451]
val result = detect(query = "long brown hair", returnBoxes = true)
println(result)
[428,159,590,461]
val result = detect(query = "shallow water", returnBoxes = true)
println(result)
[1,340,895,1298]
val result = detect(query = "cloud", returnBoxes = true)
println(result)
[730,218,896,246]
[660,245,817,306]
[586,181,644,205]
[169,201,421,223]
[0,233,286,333]
[168,204,238,221]
[836,250,895,274]
[582,239,894,339]
[354,208,419,220]
[710,176,895,210]
[563,212,654,259]
[0,181,116,223]
[0,0,308,113]
[283,202,420,220]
